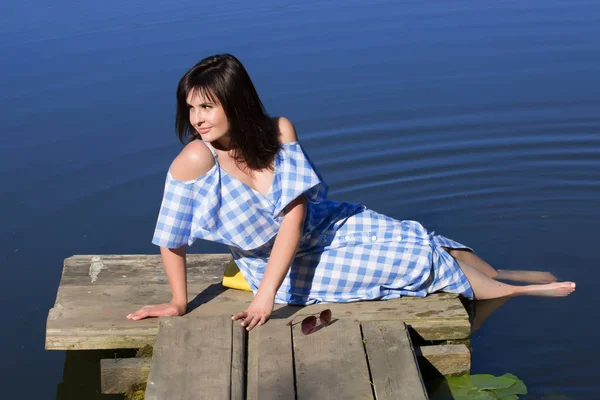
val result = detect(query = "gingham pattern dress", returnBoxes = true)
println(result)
[153,141,474,304]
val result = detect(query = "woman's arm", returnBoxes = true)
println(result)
[258,195,306,295]
[161,246,188,309]
[126,246,188,320]
[127,141,214,321]
[232,194,307,331]
[232,116,305,331]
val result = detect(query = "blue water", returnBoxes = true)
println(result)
[2,1,599,398]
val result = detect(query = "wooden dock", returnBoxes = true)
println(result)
[46,254,473,399]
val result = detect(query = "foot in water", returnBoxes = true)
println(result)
[519,281,576,297]
[496,270,557,284]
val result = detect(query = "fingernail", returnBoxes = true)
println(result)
[126,314,131,318]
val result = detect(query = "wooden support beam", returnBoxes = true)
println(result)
[416,344,471,377]
[100,357,152,394]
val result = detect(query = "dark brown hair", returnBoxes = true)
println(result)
[175,54,279,170]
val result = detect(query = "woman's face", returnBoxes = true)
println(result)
[187,89,230,145]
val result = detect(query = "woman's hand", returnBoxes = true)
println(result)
[126,301,186,321]
[232,291,275,331]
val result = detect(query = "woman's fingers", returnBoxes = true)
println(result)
[232,310,271,331]
[246,315,262,331]
[126,308,144,320]
[126,303,181,321]
[127,310,147,320]
[244,315,259,331]
[232,312,247,321]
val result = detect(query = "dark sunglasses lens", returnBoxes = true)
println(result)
[301,315,317,335]
[320,309,332,326]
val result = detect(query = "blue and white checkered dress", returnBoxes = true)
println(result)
[153,141,474,304]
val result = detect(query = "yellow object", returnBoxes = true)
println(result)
[222,259,252,291]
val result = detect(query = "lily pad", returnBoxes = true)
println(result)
[432,373,528,400]
[493,374,527,397]
[470,374,516,390]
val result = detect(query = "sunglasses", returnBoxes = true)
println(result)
[286,309,332,335]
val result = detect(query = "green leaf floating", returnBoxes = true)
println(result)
[470,374,514,390]
[433,373,527,400]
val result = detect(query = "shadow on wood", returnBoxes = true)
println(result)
[186,283,228,313]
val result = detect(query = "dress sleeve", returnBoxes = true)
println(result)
[273,141,328,216]
[152,172,197,248]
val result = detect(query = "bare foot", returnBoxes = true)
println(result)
[496,270,557,284]
[518,282,576,297]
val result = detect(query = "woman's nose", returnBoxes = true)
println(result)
[192,109,204,126]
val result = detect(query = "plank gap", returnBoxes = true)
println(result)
[243,325,248,400]
[230,318,234,400]
[291,322,298,400]
[359,323,377,400]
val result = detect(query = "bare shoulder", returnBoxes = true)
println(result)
[273,116,298,144]
[169,140,215,181]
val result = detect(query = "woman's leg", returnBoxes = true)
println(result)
[444,248,498,278]
[456,259,576,300]
[447,248,557,284]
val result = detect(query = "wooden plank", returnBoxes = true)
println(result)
[416,344,471,377]
[362,321,428,400]
[47,295,467,350]
[57,254,231,287]
[286,297,470,341]
[231,321,246,400]
[45,287,252,350]
[100,357,152,394]
[247,319,295,400]
[47,253,470,350]
[145,315,239,400]
[294,319,373,400]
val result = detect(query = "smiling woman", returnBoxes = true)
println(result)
[175,54,279,171]
[126,54,576,333]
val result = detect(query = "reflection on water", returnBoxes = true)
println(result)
[1,0,599,398]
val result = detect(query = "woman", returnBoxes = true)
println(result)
[127,54,576,332]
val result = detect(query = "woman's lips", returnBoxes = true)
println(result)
[197,127,211,134]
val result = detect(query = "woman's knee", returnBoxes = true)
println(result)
[442,247,467,259]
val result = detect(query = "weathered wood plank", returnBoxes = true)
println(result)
[100,357,152,394]
[416,344,471,377]
[286,298,470,341]
[47,294,467,350]
[58,254,231,287]
[294,319,374,400]
[362,321,428,400]
[45,286,252,350]
[247,319,295,400]
[145,315,239,400]
[231,320,246,400]
[47,253,470,349]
